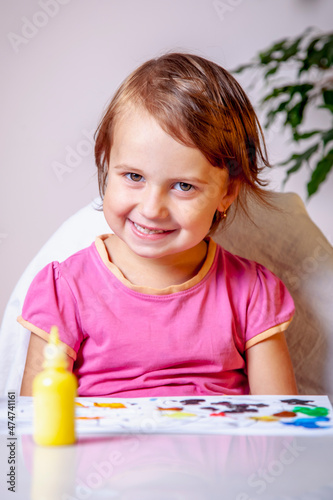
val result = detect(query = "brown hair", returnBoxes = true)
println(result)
[95,52,271,232]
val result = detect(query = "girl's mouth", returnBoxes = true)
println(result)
[133,221,169,235]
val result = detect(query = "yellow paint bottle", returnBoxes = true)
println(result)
[33,326,77,446]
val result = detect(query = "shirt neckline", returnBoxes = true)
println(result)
[94,235,217,295]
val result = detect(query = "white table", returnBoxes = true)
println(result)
[1,398,333,500]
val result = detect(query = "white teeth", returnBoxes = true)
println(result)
[133,222,166,234]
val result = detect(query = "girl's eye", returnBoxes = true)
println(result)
[126,173,143,182]
[174,182,193,192]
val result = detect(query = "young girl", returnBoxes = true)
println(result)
[19,53,297,397]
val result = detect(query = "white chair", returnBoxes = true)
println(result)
[1,192,332,400]
[0,199,110,396]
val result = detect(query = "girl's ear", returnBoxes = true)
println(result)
[217,179,241,213]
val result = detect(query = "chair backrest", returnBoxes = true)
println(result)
[1,192,332,399]
[215,192,333,401]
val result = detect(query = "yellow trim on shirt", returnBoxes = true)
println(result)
[95,235,217,295]
[17,316,77,360]
[245,319,293,350]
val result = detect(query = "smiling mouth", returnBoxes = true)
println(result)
[133,221,170,235]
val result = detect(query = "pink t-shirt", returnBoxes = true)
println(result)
[18,236,294,397]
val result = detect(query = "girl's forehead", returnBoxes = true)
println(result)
[111,108,201,163]
[114,101,193,146]
[114,103,153,129]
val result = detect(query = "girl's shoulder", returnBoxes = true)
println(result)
[213,240,287,292]
[214,240,264,273]
[30,236,109,292]
[53,235,111,275]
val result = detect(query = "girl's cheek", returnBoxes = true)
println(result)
[185,195,214,217]
[175,201,207,224]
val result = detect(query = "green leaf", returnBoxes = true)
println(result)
[264,65,279,79]
[276,100,290,112]
[318,104,333,113]
[261,86,290,102]
[285,97,308,129]
[325,34,333,66]
[300,37,321,73]
[259,35,305,66]
[264,100,290,127]
[316,34,333,68]
[261,83,313,104]
[261,84,313,131]
[323,90,333,106]
[279,144,319,181]
[300,33,333,73]
[322,128,333,147]
[233,62,255,73]
[280,36,303,62]
[307,149,333,197]
[293,130,321,141]
[264,110,277,128]
[289,84,313,97]
[307,36,321,54]
[259,40,287,65]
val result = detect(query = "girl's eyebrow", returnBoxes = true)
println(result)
[170,176,209,185]
[113,163,137,170]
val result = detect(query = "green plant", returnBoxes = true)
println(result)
[234,27,333,198]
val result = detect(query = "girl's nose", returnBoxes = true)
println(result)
[138,187,169,220]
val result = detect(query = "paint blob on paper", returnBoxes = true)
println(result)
[282,417,330,429]
[93,402,127,409]
[293,406,329,417]
[281,398,315,406]
[273,411,296,418]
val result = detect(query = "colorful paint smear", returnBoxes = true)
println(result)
[157,407,184,411]
[163,412,197,418]
[93,402,126,409]
[281,398,315,406]
[282,417,330,429]
[273,411,297,418]
[250,416,279,422]
[293,406,329,417]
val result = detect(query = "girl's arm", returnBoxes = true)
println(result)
[246,331,298,395]
[20,333,74,396]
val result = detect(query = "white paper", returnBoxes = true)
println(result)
[14,394,333,436]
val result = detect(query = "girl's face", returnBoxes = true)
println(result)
[103,106,237,263]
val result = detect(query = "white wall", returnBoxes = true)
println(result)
[1,0,332,321]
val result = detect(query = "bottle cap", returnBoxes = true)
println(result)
[43,326,68,369]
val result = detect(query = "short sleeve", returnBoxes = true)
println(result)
[245,263,295,350]
[17,262,83,360]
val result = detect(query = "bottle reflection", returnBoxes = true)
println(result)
[31,442,77,500]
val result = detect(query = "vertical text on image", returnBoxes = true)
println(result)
[6,392,17,493]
